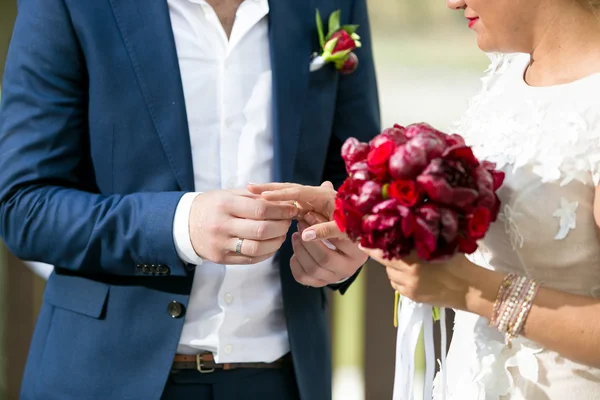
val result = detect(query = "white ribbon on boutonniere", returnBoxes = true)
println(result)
[310,9,361,75]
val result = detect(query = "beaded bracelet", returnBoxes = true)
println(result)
[490,273,539,343]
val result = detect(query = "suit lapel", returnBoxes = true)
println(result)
[268,0,314,182]
[109,0,195,191]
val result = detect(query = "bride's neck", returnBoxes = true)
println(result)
[526,5,600,86]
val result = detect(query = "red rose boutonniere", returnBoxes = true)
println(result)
[310,9,361,75]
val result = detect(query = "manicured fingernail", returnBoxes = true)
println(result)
[302,230,316,241]
[322,239,337,250]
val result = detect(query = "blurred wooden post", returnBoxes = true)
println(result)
[1,3,42,399]
[0,0,17,79]
[364,261,454,399]
[331,271,366,399]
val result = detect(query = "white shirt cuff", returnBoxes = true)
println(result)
[173,192,204,266]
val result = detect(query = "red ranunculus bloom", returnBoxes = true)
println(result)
[367,140,396,180]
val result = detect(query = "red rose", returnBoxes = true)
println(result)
[387,180,420,207]
[367,140,396,180]
[416,146,480,211]
[467,207,491,240]
[342,137,370,169]
[329,30,358,54]
[340,52,359,75]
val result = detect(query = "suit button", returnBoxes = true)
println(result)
[158,265,170,275]
[168,301,184,318]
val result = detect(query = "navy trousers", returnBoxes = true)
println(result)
[161,361,301,400]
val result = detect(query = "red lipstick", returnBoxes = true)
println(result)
[467,17,479,29]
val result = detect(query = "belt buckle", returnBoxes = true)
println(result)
[196,354,215,373]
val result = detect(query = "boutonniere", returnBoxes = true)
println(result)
[310,9,361,75]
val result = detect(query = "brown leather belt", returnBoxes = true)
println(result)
[172,353,288,373]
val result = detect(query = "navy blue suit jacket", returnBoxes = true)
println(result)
[0,0,380,398]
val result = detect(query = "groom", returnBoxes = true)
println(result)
[0,0,379,399]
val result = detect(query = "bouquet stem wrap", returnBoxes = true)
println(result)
[393,298,446,400]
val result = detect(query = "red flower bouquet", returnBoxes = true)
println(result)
[335,122,504,261]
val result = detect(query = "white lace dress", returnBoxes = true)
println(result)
[433,53,600,399]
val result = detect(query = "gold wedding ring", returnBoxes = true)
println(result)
[235,238,244,255]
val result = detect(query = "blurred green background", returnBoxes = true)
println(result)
[0,1,488,399]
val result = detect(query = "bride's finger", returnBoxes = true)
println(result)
[301,220,346,241]
[246,182,299,194]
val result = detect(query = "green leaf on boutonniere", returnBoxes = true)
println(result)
[316,9,325,49]
[328,49,351,62]
[343,24,360,35]
[328,10,341,37]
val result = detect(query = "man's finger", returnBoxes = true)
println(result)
[301,221,345,241]
[226,196,298,220]
[224,235,287,257]
[225,218,291,241]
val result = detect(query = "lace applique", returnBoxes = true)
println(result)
[499,205,524,250]
[433,325,543,400]
[455,54,600,188]
[552,198,578,240]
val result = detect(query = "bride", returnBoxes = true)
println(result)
[250,0,600,398]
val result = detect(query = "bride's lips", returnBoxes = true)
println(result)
[467,17,479,29]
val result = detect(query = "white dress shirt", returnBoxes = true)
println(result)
[168,0,289,363]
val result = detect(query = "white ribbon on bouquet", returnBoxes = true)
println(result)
[393,297,447,400]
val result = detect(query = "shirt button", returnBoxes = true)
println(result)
[224,293,233,304]
[224,345,233,354]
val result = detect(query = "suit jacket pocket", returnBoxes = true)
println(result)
[44,273,110,319]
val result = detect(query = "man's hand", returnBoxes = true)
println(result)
[290,210,367,287]
[189,189,298,265]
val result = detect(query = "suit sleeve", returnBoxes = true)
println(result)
[322,0,381,189]
[0,0,188,277]
[323,0,381,294]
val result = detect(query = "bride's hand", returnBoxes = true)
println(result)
[247,181,345,241]
[362,248,490,310]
